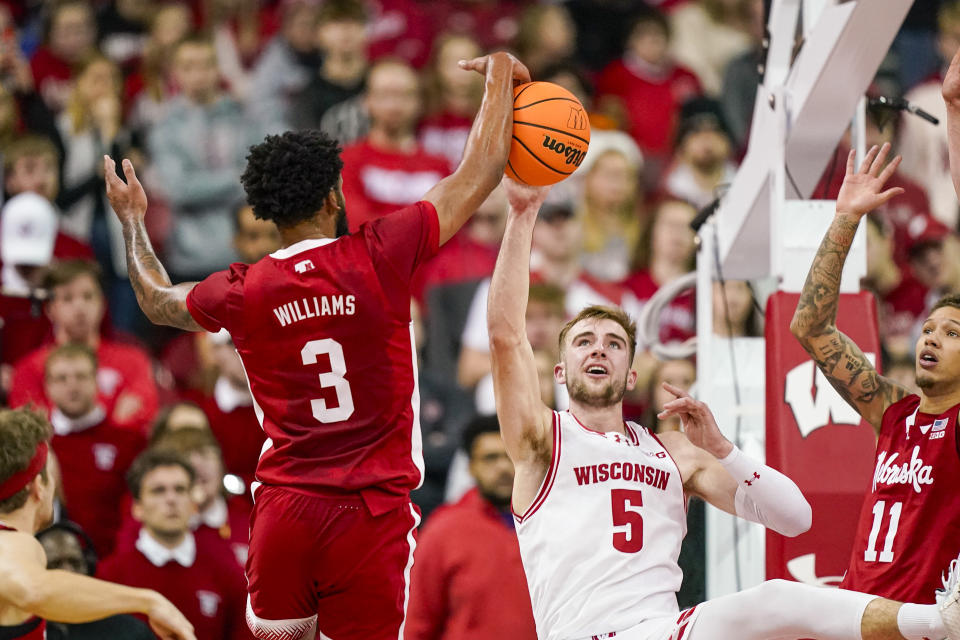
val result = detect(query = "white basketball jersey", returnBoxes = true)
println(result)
[515,411,687,640]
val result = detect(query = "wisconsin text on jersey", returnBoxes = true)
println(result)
[272,295,357,327]
[573,461,671,490]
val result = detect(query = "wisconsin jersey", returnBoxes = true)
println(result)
[0,524,46,639]
[515,411,686,640]
[840,395,960,603]
[186,202,439,515]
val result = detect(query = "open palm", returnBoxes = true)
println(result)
[835,143,904,219]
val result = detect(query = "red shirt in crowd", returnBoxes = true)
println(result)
[406,488,538,640]
[0,233,94,366]
[418,111,474,172]
[98,530,251,640]
[29,46,73,112]
[185,202,439,516]
[9,339,159,433]
[621,269,696,344]
[198,378,265,494]
[411,229,499,309]
[115,495,252,569]
[50,408,146,556]
[596,57,701,158]
[340,140,448,233]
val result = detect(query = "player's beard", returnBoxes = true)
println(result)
[567,372,628,408]
[334,190,350,237]
[916,371,936,390]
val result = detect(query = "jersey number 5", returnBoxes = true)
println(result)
[301,338,355,423]
[612,489,644,553]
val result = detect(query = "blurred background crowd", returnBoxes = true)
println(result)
[0,0,952,637]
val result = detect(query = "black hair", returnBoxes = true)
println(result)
[36,521,99,575]
[240,130,344,228]
[461,414,502,457]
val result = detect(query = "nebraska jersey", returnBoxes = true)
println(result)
[515,411,686,640]
[186,202,439,515]
[0,524,46,639]
[840,395,960,603]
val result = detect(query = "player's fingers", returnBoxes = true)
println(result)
[869,142,891,176]
[458,56,487,73]
[845,148,856,176]
[877,154,902,184]
[121,158,141,187]
[875,187,906,206]
[858,145,879,174]
[661,381,689,399]
[103,155,119,186]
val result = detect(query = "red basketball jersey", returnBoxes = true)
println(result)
[0,524,47,639]
[186,202,439,515]
[840,395,960,603]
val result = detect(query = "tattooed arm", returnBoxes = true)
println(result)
[790,144,910,432]
[104,156,203,331]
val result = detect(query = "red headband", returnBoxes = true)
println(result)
[0,442,48,502]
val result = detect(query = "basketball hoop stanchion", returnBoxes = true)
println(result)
[694,0,912,599]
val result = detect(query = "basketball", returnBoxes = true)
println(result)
[506,82,591,186]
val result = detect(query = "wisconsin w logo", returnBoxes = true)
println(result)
[567,107,587,130]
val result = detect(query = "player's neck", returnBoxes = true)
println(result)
[918,385,960,415]
[0,505,39,535]
[568,402,627,435]
[279,216,336,248]
[55,328,98,350]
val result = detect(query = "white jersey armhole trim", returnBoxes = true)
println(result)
[513,411,561,524]
[647,428,690,515]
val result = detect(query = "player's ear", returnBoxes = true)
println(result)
[555,362,566,384]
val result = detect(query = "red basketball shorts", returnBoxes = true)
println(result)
[244,485,420,640]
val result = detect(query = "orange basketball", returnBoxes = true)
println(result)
[505,81,591,186]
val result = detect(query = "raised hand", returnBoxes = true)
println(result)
[657,383,733,458]
[458,51,531,86]
[502,176,551,217]
[835,143,904,219]
[104,156,148,224]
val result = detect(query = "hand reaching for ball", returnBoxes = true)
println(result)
[458,51,530,86]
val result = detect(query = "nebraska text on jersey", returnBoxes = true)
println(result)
[872,445,934,493]
[574,461,671,490]
[273,295,357,327]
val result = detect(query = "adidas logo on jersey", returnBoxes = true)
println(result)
[872,445,934,494]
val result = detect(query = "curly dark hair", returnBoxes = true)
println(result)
[241,130,344,228]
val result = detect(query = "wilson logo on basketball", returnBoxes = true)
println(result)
[542,136,586,167]
[567,107,587,131]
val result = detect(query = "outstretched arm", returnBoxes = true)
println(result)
[789,144,909,432]
[103,156,202,331]
[943,46,960,203]
[424,52,530,245]
[488,178,554,511]
[0,532,195,639]
[657,384,811,538]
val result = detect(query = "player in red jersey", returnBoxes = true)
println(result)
[104,51,529,639]
[0,409,195,640]
[792,143,960,609]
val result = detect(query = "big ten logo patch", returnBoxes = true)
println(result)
[567,107,587,131]
[542,135,587,167]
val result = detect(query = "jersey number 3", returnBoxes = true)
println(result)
[301,339,355,423]
[612,489,644,553]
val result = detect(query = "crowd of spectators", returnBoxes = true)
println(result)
[0,0,952,637]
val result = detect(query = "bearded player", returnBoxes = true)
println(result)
[105,52,529,639]
[0,409,194,640]
[487,167,960,640]
[792,142,960,611]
